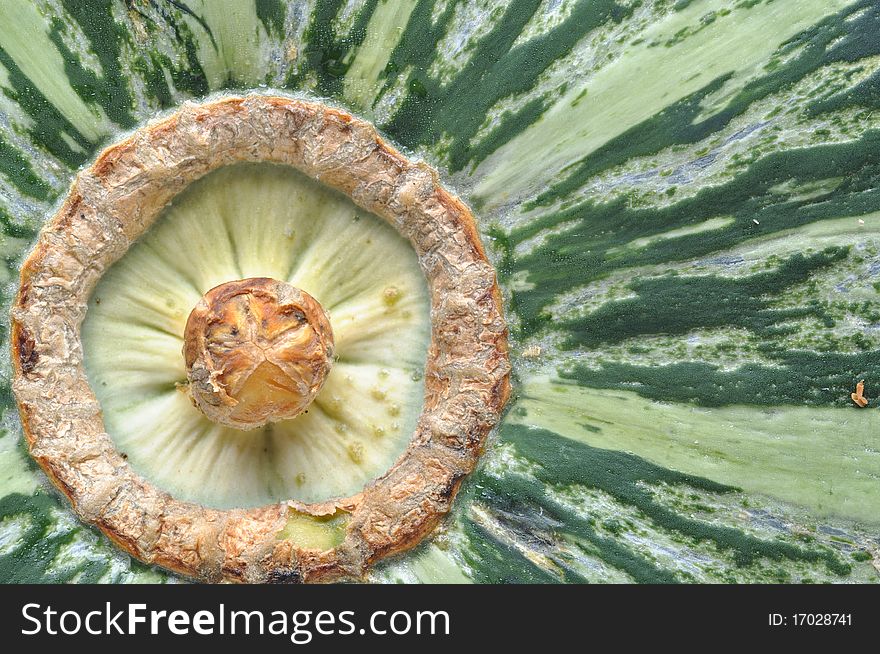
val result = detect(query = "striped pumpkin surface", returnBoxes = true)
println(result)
[0,0,878,583]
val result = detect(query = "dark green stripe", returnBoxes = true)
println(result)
[0,45,94,166]
[531,0,880,207]
[133,43,210,108]
[473,473,679,583]
[563,350,880,408]
[286,0,380,97]
[506,131,880,337]
[134,1,211,100]
[165,0,217,51]
[460,518,572,584]
[0,136,52,200]
[382,0,632,171]
[256,0,286,39]
[50,0,137,129]
[0,492,112,583]
[561,247,846,349]
[498,424,850,575]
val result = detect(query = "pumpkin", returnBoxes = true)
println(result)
[0,0,878,583]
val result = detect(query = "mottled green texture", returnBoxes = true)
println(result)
[50,0,136,129]
[0,208,34,243]
[165,0,217,49]
[287,0,380,96]
[532,1,880,206]
[460,518,584,584]
[465,475,678,583]
[0,45,93,165]
[507,132,880,336]
[510,380,880,526]
[134,44,210,107]
[256,0,286,38]
[0,492,159,583]
[132,3,210,102]
[564,350,880,407]
[464,425,852,580]
[0,137,51,199]
[561,247,847,349]
[382,0,631,170]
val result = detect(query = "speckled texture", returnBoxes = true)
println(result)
[10,95,511,583]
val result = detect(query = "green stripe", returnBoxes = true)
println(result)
[0,136,51,200]
[506,131,880,335]
[256,0,287,38]
[287,0,381,97]
[511,380,880,525]
[472,473,678,583]
[131,3,211,104]
[563,350,880,408]
[461,518,575,584]
[559,248,846,350]
[50,0,136,130]
[0,45,94,166]
[530,0,880,207]
[0,491,164,583]
[469,0,854,210]
[496,424,850,575]
[382,0,630,171]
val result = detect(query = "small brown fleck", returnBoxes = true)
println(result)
[851,380,869,408]
[18,280,31,306]
[17,328,38,374]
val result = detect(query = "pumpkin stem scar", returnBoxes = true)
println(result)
[183,278,334,431]
[10,95,511,583]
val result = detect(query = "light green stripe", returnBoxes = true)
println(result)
[0,434,40,497]
[513,376,880,526]
[342,0,418,110]
[0,0,109,141]
[183,0,280,88]
[472,0,853,209]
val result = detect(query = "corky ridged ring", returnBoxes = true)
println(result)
[10,95,511,583]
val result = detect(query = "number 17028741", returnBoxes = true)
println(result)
[769,614,853,627]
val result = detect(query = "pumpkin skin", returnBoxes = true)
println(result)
[0,0,878,583]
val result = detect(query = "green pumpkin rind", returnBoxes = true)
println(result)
[1,0,878,583]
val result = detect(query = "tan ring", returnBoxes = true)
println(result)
[10,95,511,583]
